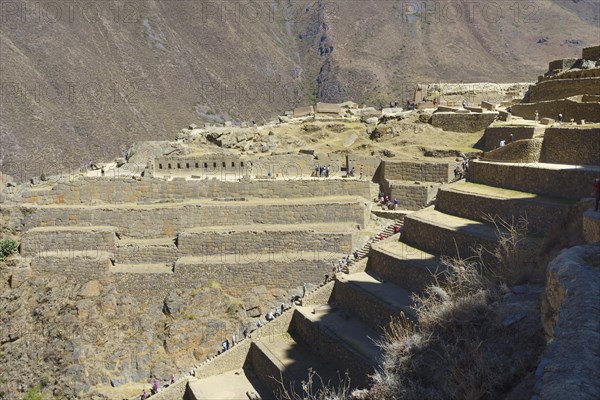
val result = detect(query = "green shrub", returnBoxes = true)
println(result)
[0,238,18,261]
[22,384,44,400]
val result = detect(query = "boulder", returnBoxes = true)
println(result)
[163,290,183,316]
[293,106,314,118]
[481,101,496,110]
[77,280,102,298]
[316,102,342,114]
[364,117,379,125]
[541,118,555,125]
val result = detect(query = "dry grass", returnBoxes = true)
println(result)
[364,216,544,400]
[275,369,353,400]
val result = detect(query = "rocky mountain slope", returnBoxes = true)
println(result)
[1,0,599,175]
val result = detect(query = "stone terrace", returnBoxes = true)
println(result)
[162,88,600,399]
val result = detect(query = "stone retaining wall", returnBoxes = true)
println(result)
[18,178,372,205]
[382,161,454,182]
[528,77,600,102]
[469,160,599,199]
[536,244,600,399]
[402,213,498,262]
[382,180,439,210]
[483,126,540,151]
[20,227,117,257]
[367,243,438,293]
[512,98,600,122]
[333,279,399,332]
[23,201,368,238]
[483,139,543,163]
[430,112,497,133]
[540,127,600,165]
[174,258,336,298]
[178,230,354,256]
[435,186,572,234]
[115,242,179,264]
[288,309,372,388]
[248,341,289,395]
[30,253,112,280]
[582,45,600,61]
[582,210,600,243]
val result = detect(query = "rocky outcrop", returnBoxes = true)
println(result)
[537,243,600,400]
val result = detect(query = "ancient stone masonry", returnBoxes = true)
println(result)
[430,112,498,133]
[17,178,372,205]
[482,126,544,151]
[539,127,600,166]
[380,160,459,210]
[469,160,600,200]
[537,244,600,400]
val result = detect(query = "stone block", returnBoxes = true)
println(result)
[582,210,600,244]
[316,102,342,114]
[498,110,512,121]
[582,45,600,61]
[548,58,577,72]
[293,106,314,118]
[466,106,484,113]
[481,101,496,110]
[455,109,470,114]
[541,118,555,125]
[436,106,458,112]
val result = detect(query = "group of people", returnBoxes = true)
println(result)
[347,166,365,179]
[314,165,331,178]
[140,375,175,399]
[378,191,399,210]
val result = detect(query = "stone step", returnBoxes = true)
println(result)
[187,367,271,400]
[334,272,417,330]
[469,160,600,200]
[178,222,356,257]
[368,236,444,293]
[250,335,342,396]
[402,207,500,262]
[289,306,382,387]
[436,182,575,234]
[110,263,174,274]
[20,226,118,257]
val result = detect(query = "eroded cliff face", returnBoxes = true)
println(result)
[0,268,293,398]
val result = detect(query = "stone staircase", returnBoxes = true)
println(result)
[177,124,599,399]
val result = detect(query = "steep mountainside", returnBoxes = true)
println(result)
[0,0,598,176]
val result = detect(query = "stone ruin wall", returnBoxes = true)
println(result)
[528,77,600,102]
[382,181,437,211]
[539,127,600,166]
[430,112,498,133]
[469,161,598,200]
[20,227,118,257]
[536,244,600,400]
[177,230,354,257]
[512,98,600,122]
[482,126,541,151]
[382,161,455,183]
[21,201,368,239]
[152,153,380,180]
[13,178,373,205]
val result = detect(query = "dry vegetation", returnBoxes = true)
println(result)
[280,217,547,400]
